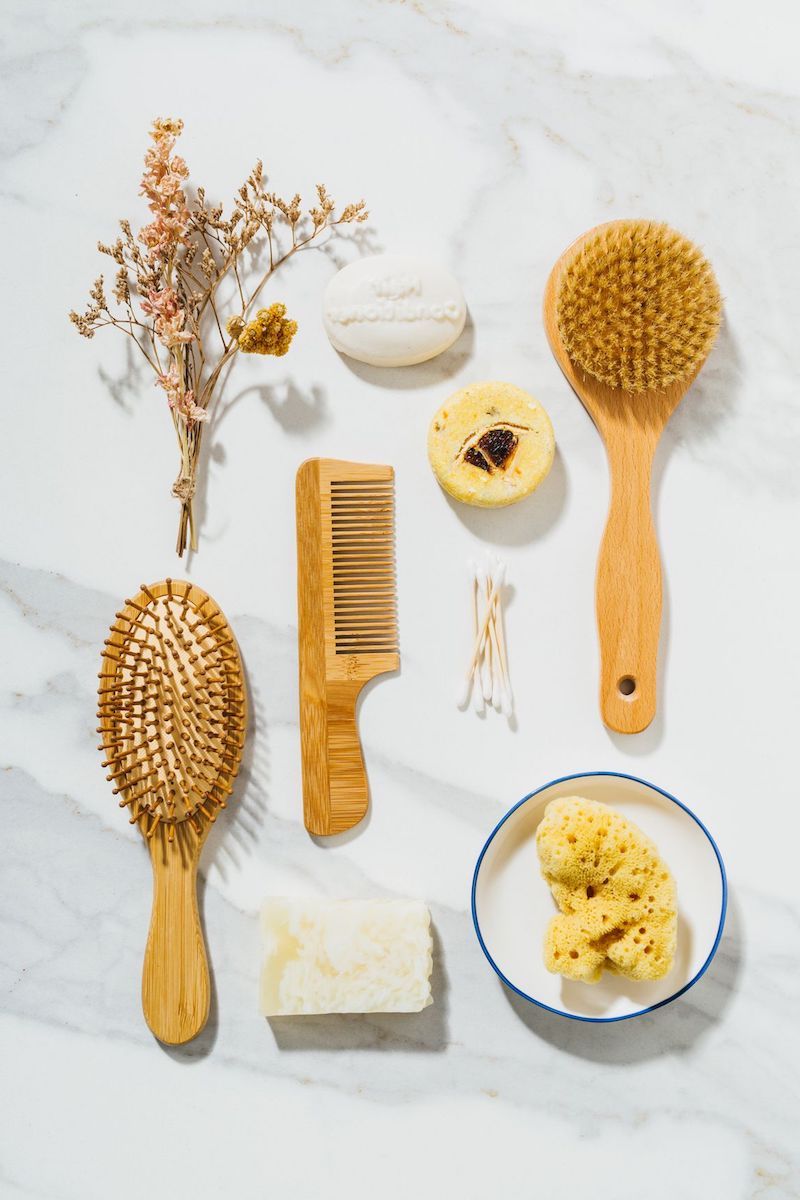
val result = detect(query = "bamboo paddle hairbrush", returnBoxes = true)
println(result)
[296,458,399,836]
[544,219,722,734]
[97,580,246,1044]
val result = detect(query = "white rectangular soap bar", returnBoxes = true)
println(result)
[260,898,433,1015]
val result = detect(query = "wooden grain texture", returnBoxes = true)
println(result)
[296,459,399,836]
[142,822,210,1045]
[543,225,709,734]
[97,579,246,1044]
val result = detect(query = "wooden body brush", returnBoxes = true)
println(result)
[97,580,246,1044]
[544,220,721,733]
[296,458,399,836]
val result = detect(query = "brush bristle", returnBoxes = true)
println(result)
[556,220,722,393]
[96,580,246,837]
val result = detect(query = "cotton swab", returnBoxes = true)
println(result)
[456,560,480,709]
[465,562,506,676]
[476,563,493,701]
[458,555,511,717]
[490,558,514,715]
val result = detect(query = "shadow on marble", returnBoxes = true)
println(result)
[184,376,329,565]
[266,922,449,1053]
[318,223,384,272]
[216,378,329,441]
[336,310,475,391]
[97,339,149,414]
[203,653,268,879]
[667,318,743,452]
[502,892,742,1064]
[157,870,220,1064]
[309,802,373,847]
[445,443,567,547]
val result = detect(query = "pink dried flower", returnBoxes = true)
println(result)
[186,401,208,424]
[138,117,190,264]
[156,311,193,347]
[141,288,181,318]
[143,287,193,346]
[155,366,181,402]
[156,370,206,426]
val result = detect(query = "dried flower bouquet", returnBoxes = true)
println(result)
[71,117,367,555]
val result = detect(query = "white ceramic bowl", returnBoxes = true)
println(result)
[472,771,727,1022]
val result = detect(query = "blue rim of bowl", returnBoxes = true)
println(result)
[471,770,728,1023]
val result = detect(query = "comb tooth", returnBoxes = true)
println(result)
[330,488,393,495]
[331,509,393,519]
[140,583,157,604]
[331,531,394,541]
[334,624,397,635]
[332,559,395,569]
[331,519,393,529]
[332,541,394,550]
[334,569,395,582]
[331,505,393,514]
[335,637,398,647]
[331,503,393,510]
[333,619,397,629]
[332,585,396,595]
[331,547,394,556]
[334,630,398,640]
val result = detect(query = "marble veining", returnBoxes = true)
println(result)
[1,1,799,1197]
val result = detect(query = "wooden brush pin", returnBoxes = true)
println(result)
[97,580,246,1044]
[544,220,722,734]
[296,459,399,836]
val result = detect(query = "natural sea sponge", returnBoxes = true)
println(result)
[535,796,677,984]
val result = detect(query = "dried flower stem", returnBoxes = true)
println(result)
[71,118,368,555]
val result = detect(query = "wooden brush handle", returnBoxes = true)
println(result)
[142,831,210,1045]
[596,436,662,733]
[301,682,368,836]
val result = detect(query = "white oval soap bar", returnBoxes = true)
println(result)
[323,254,466,367]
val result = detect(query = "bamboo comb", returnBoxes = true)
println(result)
[97,579,246,1044]
[544,219,722,734]
[296,458,399,836]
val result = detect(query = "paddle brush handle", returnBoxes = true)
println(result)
[596,441,662,733]
[142,831,210,1045]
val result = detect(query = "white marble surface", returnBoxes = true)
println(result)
[2,2,800,1196]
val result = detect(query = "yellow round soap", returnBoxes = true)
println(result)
[427,381,555,507]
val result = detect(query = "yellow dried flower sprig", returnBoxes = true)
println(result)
[227,304,297,356]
